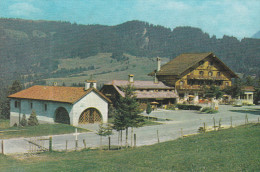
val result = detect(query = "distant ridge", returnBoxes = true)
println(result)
[0,18,260,85]
[252,30,260,39]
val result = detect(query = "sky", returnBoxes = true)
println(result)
[0,0,259,39]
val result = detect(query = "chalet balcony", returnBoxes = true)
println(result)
[176,85,227,90]
[187,75,226,80]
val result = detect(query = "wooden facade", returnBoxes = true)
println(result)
[152,53,238,103]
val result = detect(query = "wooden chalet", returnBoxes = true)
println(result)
[150,52,238,103]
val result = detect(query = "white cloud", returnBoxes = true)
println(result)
[9,2,42,17]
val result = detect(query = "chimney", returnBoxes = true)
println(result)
[154,70,159,84]
[85,80,97,90]
[128,74,134,83]
[157,57,161,71]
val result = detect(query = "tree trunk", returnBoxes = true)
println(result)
[100,136,102,150]
[131,127,133,148]
[118,131,120,150]
[125,127,128,148]
[120,130,123,149]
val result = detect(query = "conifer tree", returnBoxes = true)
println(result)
[20,114,27,126]
[113,84,144,147]
[28,110,39,126]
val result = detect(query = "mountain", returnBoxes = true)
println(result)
[0,18,260,87]
[252,30,260,39]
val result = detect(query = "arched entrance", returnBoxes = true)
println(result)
[79,108,102,124]
[54,107,70,124]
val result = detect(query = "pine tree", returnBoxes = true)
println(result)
[113,84,144,147]
[97,123,113,150]
[20,114,27,126]
[28,110,39,126]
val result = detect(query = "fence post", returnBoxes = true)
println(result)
[75,140,78,150]
[218,118,222,130]
[213,117,216,131]
[203,122,206,133]
[108,137,111,150]
[134,134,136,148]
[1,140,3,154]
[157,130,160,143]
[49,136,52,152]
[66,140,68,151]
[245,114,248,125]
[83,139,86,149]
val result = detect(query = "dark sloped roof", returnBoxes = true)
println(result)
[8,85,111,104]
[105,80,174,89]
[103,80,177,99]
[156,52,212,75]
[242,86,255,92]
[150,52,238,78]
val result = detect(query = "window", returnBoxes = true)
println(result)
[30,102,33,109]
[199,71,204,76]
[217,72,221,77]
[225,82,229,86]
[180,81,184,85]
[44,104,47,111]
[209,61,214,66]
[208,71,213,76]
[14,101,20,108]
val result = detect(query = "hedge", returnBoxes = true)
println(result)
[176,104,202,110]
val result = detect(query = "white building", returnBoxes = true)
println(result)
[8,80,111,126]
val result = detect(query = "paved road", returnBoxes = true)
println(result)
[1,105,259,154]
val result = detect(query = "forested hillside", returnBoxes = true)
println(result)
[0,18,260,85]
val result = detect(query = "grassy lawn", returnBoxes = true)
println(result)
[0,119,10,129]
[1,124,259,171]
[0,123,88,139]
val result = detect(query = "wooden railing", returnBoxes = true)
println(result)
[187,75,226,80]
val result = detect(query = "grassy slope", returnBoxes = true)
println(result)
[45,53,170,85]
[0,123,87,139]
[1,124,259,171]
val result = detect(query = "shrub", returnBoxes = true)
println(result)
[20,114,27,126]
[28,110,39,126]
[176,104,202,110]
[201,107,218,114]
[166,104,176,110]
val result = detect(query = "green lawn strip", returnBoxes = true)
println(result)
[0,124,88,139]
[1,124,259,171]
[0,119,10,129]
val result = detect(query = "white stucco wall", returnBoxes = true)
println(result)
[9,99,72,126]
[71,91,108,126]
[9,90,109,127]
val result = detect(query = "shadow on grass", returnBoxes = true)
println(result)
[229,108,260,115]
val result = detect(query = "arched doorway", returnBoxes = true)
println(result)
[79,108,102,124]
[54,107,70,124]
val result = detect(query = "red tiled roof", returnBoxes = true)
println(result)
[8,85,111,104]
